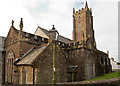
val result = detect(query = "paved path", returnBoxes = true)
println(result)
[57,77,120,85]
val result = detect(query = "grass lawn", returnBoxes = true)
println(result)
[85,71,120,81]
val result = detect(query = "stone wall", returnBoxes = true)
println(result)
[4,26,48,84]
[33,43,67,84]
[64,45,111,81]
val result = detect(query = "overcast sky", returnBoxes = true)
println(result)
[0,0,118,61]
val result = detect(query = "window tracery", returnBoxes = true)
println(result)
[6,51,15,83]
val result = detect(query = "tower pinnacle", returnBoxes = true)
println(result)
[19,18,23,32]
[73,8,75,14]
[11,20,14,27]
[85,1,88,9]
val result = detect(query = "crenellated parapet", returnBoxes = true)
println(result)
[5,28,48,48]
[56,38,97,51]
[57,40,87,49]
[18,18,48,45]
[73,2,92,16]
[20,31,48,45]
[73,8,88,15]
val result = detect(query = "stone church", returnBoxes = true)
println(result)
[2,2,112,84]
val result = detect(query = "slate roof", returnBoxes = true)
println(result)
[16,44,48,65]
[35,26,72,43]
[39,27,49,37]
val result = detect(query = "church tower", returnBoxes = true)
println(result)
[73,1,95,42]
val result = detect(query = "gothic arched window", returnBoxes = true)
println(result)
[6,51,14,83]
[22,68,26,84]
